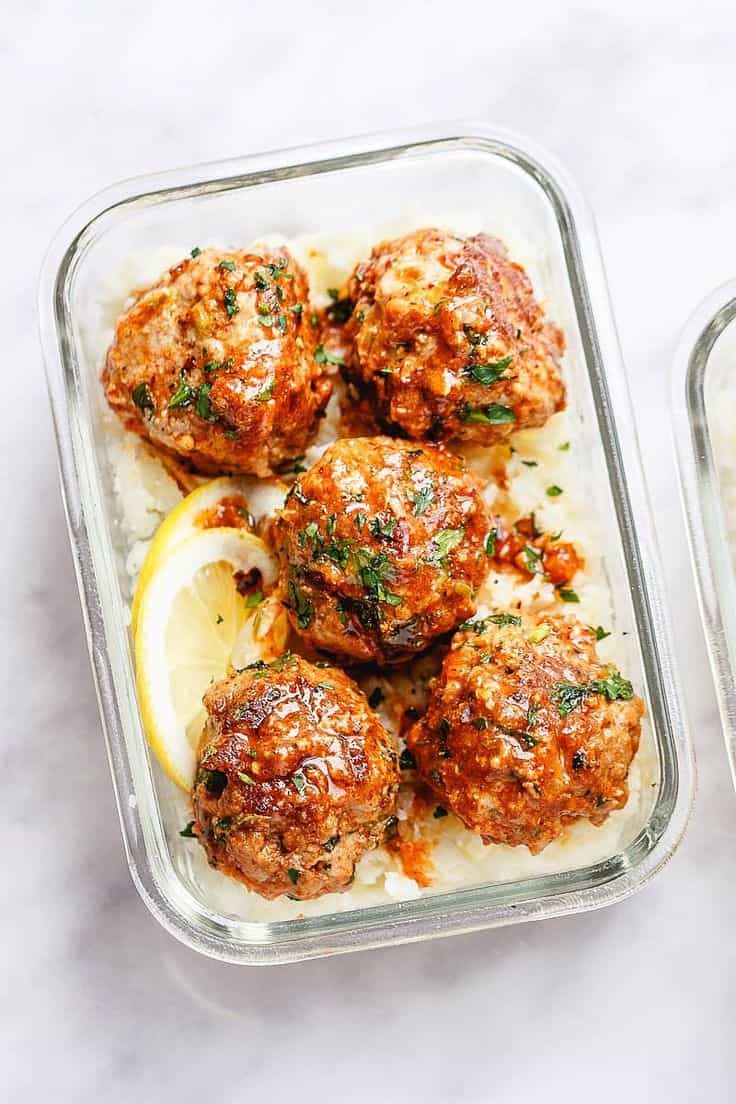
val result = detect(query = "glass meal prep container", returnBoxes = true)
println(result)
[672,281,736,790]
[40,123,693,964]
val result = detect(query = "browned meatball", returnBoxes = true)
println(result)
[406,612,643,852]
[340,228,565,442]
[274,437,491,665]
[191,653,399,900]
[103,245,331,476]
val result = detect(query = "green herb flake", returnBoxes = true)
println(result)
[323,836,340,853]
[521,459,538,468]
[594,626,611,641]
[558,588,580,603]
[292,770,307,795]
[546,485,563,497]
[237,770,255,785]
[245,590,264,609]
[433,805,449,819]
[290,303,304,316]
[559,442,570,451]
[551,668,633,717]
[485,528,498,557]
[408,486,434,516]
[466,355,513,385]
[218,259,236,271]
[460,402,516,426]
[215,613,224,625]
[287,868,300,884]
[179,821,196,837]
[255,381,275,403]
[223,288,240,318]
[190,246,201,258]
[314,343,345,367]
[431,528,464,568]
[132,383,155,418]
[168,374,195,409]
[522,544,544,575]
[195,381,215,421]
[370,514,397,540]
[288,578,314,629]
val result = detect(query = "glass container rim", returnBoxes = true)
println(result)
[39,121,694,964]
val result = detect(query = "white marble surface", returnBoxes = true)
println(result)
[6,0,736,1099]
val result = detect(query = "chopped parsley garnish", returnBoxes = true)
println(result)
[315,343,345,367]
[132,383,155,418]
[195,381,215,420]
[558,588,580,603]
[594,626,611,641]
[460,612,521,631]
[255,380,274,403]
[431,528,464,568]
[288,579,314,629]
[245,590,264,608]
[370,514,397,540]
[551,668,634,717]
[546,485,563,497]
[466,355,513,385]
[292,770,307,795]
[460,402,516,425]
[190,246,201,258]
[218,259,236,271]
[521,459,538,468]
[433,806,449,819]
[215,613,223,625]
[179,821,196,837]
[359,551,402,606]
[323,835,340,852]
[237,771,255,785]
[522,544,544,575]
[287,868,300,884]
[399,747,417,770]
[485,528,498,557]
[559,442,570,451]
[290,302,304,316]
[168,374,196,409]
[223,288,240,318]
[408,486,434,516]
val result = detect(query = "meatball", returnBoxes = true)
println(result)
[103,245,331,476]
[191,654,399,900]
[340,228,565,442]
[275,436,491,665]
[406,612,643,852]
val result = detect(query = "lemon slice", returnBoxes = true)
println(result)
[134,527,286,790]
[131,475,287,632]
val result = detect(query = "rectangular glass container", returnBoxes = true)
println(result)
[672,281,736,790]
[40,124,693,964]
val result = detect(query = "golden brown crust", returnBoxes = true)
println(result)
[274,436,491,665]
[406,613,643,852]
[340,228,565,442]
[102,246,331,476]
[191,654,399,900]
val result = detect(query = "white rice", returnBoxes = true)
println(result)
[89,222,655,923]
